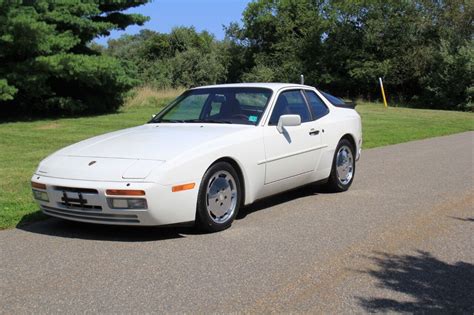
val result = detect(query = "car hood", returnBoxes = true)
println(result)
[56,123,250,160]
[37,124,251,181]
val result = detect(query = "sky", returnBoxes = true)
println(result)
[95,0,252,45]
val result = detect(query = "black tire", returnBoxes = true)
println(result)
[325,138,356,192]
[195,162,242,233]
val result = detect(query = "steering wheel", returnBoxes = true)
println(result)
[231,114,249,120]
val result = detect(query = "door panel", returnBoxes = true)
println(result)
[263,90,323,184]
[263,123,322,184]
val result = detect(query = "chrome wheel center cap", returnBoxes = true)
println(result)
[336,145,354,185]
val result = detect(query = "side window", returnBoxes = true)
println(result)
[305,90,329,119]
[269,90,311,125]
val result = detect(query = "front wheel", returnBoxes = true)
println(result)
[325,139,356,192]
[195,162,241,232]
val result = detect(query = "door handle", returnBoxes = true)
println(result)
[309,129,319,136]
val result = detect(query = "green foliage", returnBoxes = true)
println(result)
[169,48,226,87]
[1,0,472,116]
[227,0,474,110]
[106,27,228,89]
[0,79,18,101]
[420,40,473,110]
[229,0,326,83]
[34,53,137,113]
[0,0,149,118]
[241,63,275,82]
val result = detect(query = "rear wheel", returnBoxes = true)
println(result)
[325,139,355,192]
[196,162,241,232]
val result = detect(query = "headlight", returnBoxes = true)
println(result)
[32,189,49,202]
[107,198,148,210]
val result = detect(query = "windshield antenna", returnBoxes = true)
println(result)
[300,74,304,85]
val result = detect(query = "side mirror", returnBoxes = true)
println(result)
[277,114,301,133]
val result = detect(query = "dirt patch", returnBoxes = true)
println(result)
[36,122,61,130]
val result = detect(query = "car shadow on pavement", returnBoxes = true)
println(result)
[237,183,330,220]
[16,217,198,242]
[16,183,330,241]
[357,250,474,313]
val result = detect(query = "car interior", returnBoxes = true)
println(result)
[205,93,265,124]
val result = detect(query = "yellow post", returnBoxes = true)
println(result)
[379,77,388,108]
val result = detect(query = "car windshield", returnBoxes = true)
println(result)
[151,87,273,125]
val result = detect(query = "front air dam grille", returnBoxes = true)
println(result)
[42,206,140,224]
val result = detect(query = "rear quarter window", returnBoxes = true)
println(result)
[305,90,329,120]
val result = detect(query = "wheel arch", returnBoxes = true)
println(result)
[340,133,357,151]
[210,157,246,206]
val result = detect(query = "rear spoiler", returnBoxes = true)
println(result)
[332,101,357,109]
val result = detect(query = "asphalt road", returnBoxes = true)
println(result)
[1,132,473,314]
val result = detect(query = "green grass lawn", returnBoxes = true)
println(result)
[1,96,473,229]
[356,102,474,148]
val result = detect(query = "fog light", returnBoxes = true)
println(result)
[107,198,147,209]
[111,199,128,208]
[127,199,148,209]
[32,189,49,202]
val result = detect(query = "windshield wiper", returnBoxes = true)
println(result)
[186,119,233,124]
[158,119,186,123]
[156,119,233,124]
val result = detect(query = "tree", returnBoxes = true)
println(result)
[228,0,473,110]
[106,27,229,89]
[227,0,327,84]
[0,0,149,118]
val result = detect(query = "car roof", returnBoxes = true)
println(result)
[191,83,316,92]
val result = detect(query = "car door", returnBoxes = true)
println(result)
[263,89,323,184]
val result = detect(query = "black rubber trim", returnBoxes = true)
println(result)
[42,206,140,223]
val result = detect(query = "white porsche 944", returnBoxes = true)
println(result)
[32,83,362,232]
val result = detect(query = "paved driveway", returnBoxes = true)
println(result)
[1,132,473,313]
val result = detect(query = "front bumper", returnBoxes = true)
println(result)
[31,175,200,226]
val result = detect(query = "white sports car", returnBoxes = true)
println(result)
[32,83,362,232]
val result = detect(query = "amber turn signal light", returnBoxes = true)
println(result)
[31,181,47,190]
[105,189,146,196]
[172,183,196,192]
